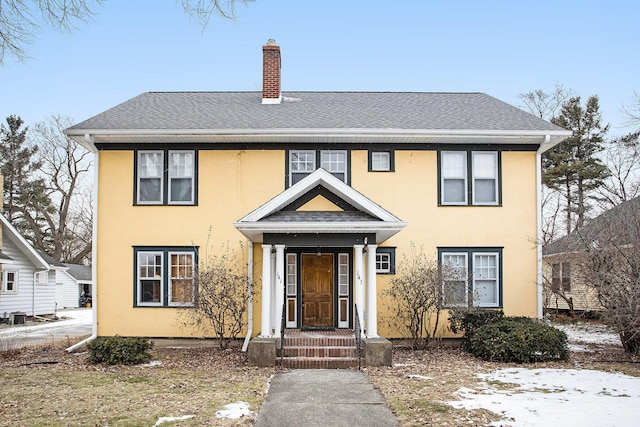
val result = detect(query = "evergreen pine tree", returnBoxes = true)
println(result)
[544,96,610,233]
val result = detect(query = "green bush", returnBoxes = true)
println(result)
[87,336,154,365]
[448,309,504,335]
[465,317,569,363]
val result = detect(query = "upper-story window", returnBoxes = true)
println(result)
[288,150,349,186]
[439,151,500,206]
[136,150,197,205]
[368,150,394,172]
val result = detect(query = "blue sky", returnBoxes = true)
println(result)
[1,0,638,137]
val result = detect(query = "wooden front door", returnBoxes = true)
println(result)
[302,253,334,327]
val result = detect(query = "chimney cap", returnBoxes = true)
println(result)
[266,38,277,46]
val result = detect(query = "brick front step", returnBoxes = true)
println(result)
[278,330,360,369]
[282,346,358,358]
[281,356,359,369]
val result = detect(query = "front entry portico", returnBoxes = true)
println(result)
[233,168,407,343]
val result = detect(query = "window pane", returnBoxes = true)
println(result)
[291,151,315,172]
[170,178,193,202]
[171,279,193,303]
[139,178,162,202]
[372,152,390,171]
[443,179,466,203]
[139,152,163,178]
[474,179,496,203]
[170,152,193,177]
[141,280,161,302]
[442,152,466,178]
[475,280,498,306]
[473,152,497,178]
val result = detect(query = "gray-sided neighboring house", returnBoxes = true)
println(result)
[0,213,66,319]
[56,263,93,309]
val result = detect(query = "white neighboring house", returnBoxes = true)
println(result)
[56,263,92,309]
[0,213,65,318]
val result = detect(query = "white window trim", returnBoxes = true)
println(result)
[137,150,164,205]
[441,252,469,307]
[471,151,499,205]
[441,151,468,205]
[371,151,391,172]
[168,251,195,307]
[137,251,164,307]
[36,271,49,286]
[168,150,195,205]
[375,253,391,274]
[1,269,18,293]
[473,252,500,308]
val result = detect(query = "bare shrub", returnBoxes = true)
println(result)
[178,240,250,349]
[383,246,452,350]
[580,198,640,354]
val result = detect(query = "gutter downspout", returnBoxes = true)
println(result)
[67,139,99,352]
[535,136,549,319]
[241,239,254,352]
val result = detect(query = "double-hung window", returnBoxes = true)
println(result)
[440,248,502,308]
[135,247,196,307]
[136,150,197,205]
[1,270,17,292]
[288,150,349,186]
[440,151,500,205]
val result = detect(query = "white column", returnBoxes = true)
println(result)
[274,245,286,337]
[260,244,272,337]
[354,245,365,333]
[366,244,379,338]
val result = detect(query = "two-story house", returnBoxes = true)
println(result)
[65,40,569,366]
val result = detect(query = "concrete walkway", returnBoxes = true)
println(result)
[254,369,398,427]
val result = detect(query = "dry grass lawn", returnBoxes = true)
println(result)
[1,332,638,426]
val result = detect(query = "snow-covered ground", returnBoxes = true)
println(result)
[446,322,640,427]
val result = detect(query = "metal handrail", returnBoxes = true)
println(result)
[279,303,286,366]
[354,304,363,370]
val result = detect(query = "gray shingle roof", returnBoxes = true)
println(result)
[544,197,640,255]
[63,263,92,281]
[261,211,380,223]
[68,91,563,132]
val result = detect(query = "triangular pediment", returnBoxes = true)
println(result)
[296,195,343,212]
[233,168,407,243]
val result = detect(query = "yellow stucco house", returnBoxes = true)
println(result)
[65,40,569,366]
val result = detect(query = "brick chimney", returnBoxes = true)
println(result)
[262,39,281,104]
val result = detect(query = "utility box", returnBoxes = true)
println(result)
[9,312,26,325]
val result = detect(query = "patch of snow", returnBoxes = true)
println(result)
[554,322,620,346]
[448,368,640,427]
[407,374,433,380]
[215,401,253,419]
[153,415,195,426]
[141,360,162,367]
[393,363,416,367]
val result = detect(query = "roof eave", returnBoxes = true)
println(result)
[66,128,571,149]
